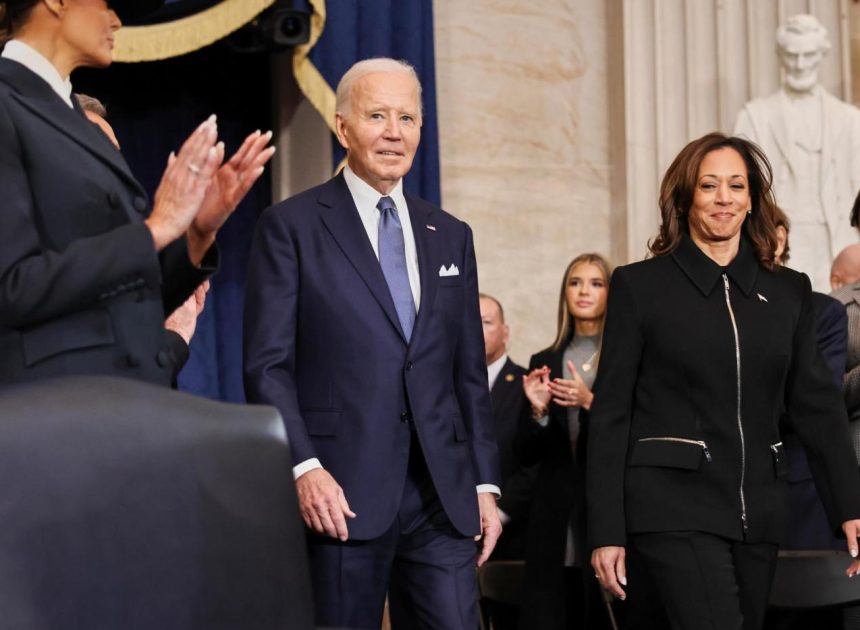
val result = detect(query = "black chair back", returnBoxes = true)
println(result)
[0,376,314,630]
[769,550,860,609]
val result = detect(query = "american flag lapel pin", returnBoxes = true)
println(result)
[426,224,436,231]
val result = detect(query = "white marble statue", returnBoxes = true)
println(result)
[734,14,860,291]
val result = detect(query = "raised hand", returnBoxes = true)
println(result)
[523,365,552,418]
[146,115,220,253]
[188,130,277,262]
[548,359,595,410]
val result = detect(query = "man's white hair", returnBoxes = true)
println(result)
[334,57,423,118]
[776,14,831,54]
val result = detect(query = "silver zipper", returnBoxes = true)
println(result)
[638,436,712,462]
[723,274,748,536]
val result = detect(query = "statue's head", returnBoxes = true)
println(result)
[776,14,830,93]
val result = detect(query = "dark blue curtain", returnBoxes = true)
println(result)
[308,0,441,206]
[74,43,273,403]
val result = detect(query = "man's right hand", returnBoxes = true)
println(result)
[295,468,356,541]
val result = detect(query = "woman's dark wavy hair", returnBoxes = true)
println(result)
[648,132,781,271]
[0,1,40,46]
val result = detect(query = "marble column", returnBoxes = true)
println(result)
[434,0,613,365]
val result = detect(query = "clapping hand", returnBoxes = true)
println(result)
[146,115,220,253]
[188,129,276,261]
[523,365,552,419]
[548,359,594,410]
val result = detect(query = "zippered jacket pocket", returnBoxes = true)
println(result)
[770,441,789,478]
[629,437,711,470]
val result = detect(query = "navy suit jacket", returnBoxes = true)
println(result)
[243,173,500,540]
[490,357,534,560]
[781,291,848,549]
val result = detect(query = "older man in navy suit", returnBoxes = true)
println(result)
[243,58,501,629]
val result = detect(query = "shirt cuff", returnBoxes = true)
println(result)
[477,484,501,497]
[536,414,549,427]
[293,457,322,480]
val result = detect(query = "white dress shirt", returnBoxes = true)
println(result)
[487,353,508,391]
[2,40,74,108]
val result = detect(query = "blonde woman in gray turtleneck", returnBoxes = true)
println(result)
[515,253,613,630]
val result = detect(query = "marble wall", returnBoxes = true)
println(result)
[434,1,612,365]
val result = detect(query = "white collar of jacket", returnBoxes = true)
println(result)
[1,40,73,108]
[671,233,760,297]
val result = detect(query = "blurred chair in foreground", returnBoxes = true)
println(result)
[0,376,313,630]
[768,550,860,627]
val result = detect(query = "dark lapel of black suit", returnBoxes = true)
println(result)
[491,358,519,408]
[546,347,566,424]
[317,173,406,342]
[0,59,146,206]
[405,193,438,348]
[547,347,565,386]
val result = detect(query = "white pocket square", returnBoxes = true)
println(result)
[438,264,460,277]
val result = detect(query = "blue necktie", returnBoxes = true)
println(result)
[377,196,415,341]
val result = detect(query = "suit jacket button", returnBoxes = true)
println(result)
[107,192,120,207]
[126,353,141,367]
[132,196,148,214]
[400,412,411,423]
[156,349,171,367]
[406,361,414,371]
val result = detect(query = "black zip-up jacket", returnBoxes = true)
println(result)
[587,234,860,548]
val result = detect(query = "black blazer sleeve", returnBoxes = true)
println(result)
[586,268,644,549]
[0,89,214,329]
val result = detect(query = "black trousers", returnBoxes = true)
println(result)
[625,531,778,630]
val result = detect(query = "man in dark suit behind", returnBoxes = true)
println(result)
[480,293,533,561]
[480,293,533,630]
[243,58,501,630]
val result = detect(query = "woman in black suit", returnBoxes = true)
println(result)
[0,0,273,385]
[588,132,860,630]
[517,252,612,630]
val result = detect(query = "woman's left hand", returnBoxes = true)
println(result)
[843,520,860,577]
[548,359,594,410]
[188,130,276,257]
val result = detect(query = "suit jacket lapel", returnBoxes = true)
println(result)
[318,174,406,341]
[0,60,146,201]
[491,358,519,408]
[406,193,438,347]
